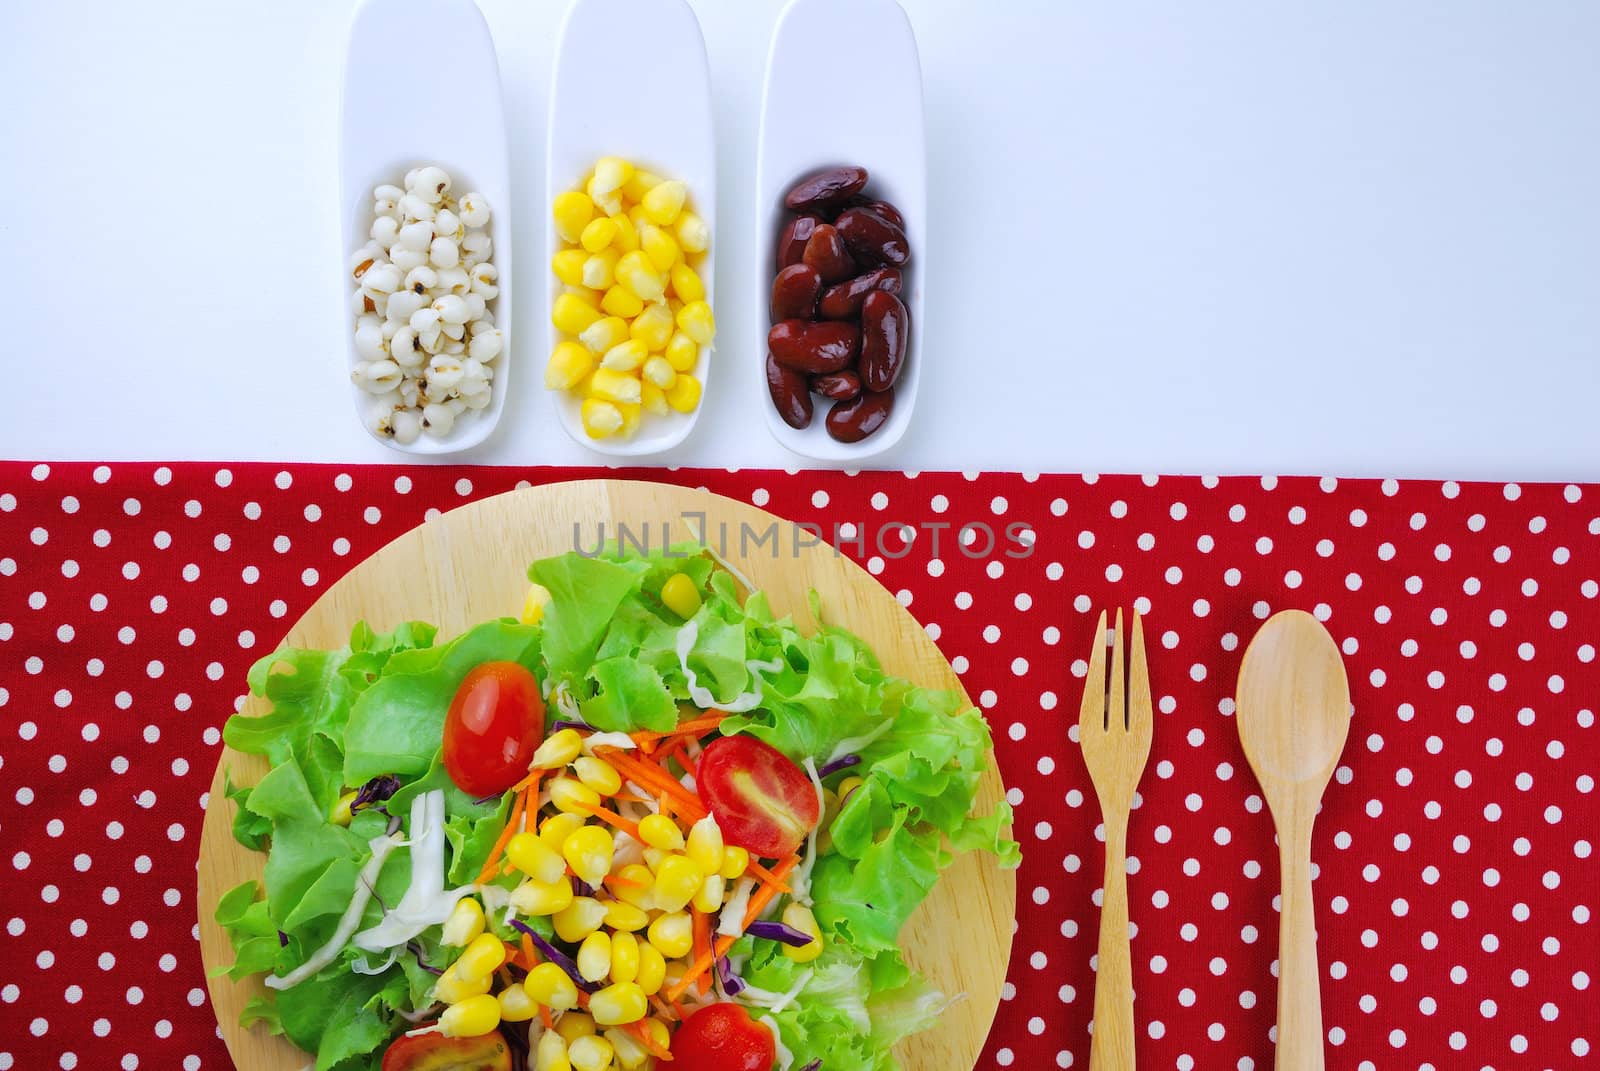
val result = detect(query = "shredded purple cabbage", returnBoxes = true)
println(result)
[570,876,596,898]
[277,930,289,947]
[715,955,745,997]
[817,754,861,778]
[746,920,816,948]
[407,940,443,976]
[510,919,599,993]
[549,719,592,733]
[799,1061,822,1071]
[351,774,402,814]
[472,791,504,806]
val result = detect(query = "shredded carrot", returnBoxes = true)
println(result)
[631,712,726,748]
[597,746,707,820]
[745,858,791,893]
[667,739,699,780]
[691,909,712,996]
[511,766,546,793]
[539,1005,554,1030]
[521,934,536,968]
[604,870,649,891]
[578,800,642,841]
[666,855,800,1001]
[649,994,680,1022]
[627,1019,675,1061]
[475,779,534,885]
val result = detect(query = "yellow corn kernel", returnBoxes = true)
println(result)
[498,981,539,1022]
[521,583,552,625]
[836,775,865,802]
[581,399,625,440]
[552,248,589,288]
[612,863,657,909]
[330,790,358,826]
[641,381,668,416]
[642,180,687,225]
[563,824,615,887]
[573,756,622,796]
[588,367,643,406]
[603,899,649,933]
[535,1031,571,1071]
[720,844,750,880]
[637,813,684,852]
[608,930,640,985]
[579,216,619,254]
[568,1034,615,1071]
[540,811,588,853]
[581,249,620,291]
[642,846,667,873]
[600,339,648,373]
[565,284,602,308]
[653,854,703,913]
[588,157,633,207]
[675,300,715,346]
[669,262,705,304]
[588,981,648,1027]
[623,168,663,203]
[553,896,608,943]
[615,251,666,303]
[434,962,491,1004]
[658,573,701,620]
[440,992,500,1038]
[686,814,725,876]
[510,874,575,916]
[610,211,640,252]
[664,373,702,414]
[578,315,629,355]
[507,830,567,884]
[454,932,507,980]
[550,776,602,815]
[634,942,666,996]
[546,341,597,391]
[556,1010,597,1043]
[532,728,584,770]
[628,204,651,239]
[692,872,725,914]
[646,910,694,958]
[442,896,487,948]
[524,961,580,1011]
[661,958,687,995]
[601,284,645,319]
[553,292,603,335]
[576,930,612,983]
[628,304,674,354]
[617,401,641,438]
[676,212,710,254]
[780,902,824,963]
[663,331,699,374]
[553,191,595,244]
[640,224,680,273]
[606,1026,650,1070]
[643,1017,671,1053]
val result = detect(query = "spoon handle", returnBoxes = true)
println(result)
[1090,815,1135,1071]
[1276,832,1325,1071]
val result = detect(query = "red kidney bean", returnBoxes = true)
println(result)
[768,319,859,374]
[834,207,910,267]
[770,264,822,321]
[801,225,856,284]
[859,198,905,229]
[775,213,823,272]
[783,166,869,212]
[859,291,909,392]
[810,369,862,401]
[766,352,813,429]
[817,267,902,321]
[825,388,894,443]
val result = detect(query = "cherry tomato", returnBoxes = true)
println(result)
[442,662,544,797]
[380,1030,511,1071]
[696,735,820,859]
[670,1002,776,1071]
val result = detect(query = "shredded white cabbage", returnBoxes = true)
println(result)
[679,517,759,597]
[352,791,478,952]
[739,969,813,1016]
[788,758,825,905]
[718,876,757,938]
[581,731,636,754]
[551,680,581,721]
[825,719,893,764]
[675,621,768,713]
[349,947,401,976]
[760,1014,794,1070]
[264,830,404,990]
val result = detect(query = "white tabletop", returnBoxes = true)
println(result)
[4,0,1597,480]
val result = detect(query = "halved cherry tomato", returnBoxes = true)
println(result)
[442,661,544,797]
[696,735,820,859]
[380,1030,512,1071]
[670,1002,776,1071]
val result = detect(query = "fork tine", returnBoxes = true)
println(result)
[1077,610,1109,734]
[1109,608,1126,731]
[1128,610,1153,732]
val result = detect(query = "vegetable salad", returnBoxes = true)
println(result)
[217,546,1019,1071]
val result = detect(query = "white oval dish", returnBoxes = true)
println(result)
[756,0,925,462]
[545,0,715,457]
[340,0,512,455]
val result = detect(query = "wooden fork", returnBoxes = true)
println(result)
[1079,609,1153,1070]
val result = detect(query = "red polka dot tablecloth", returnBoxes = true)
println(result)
[1,461,1596,1071]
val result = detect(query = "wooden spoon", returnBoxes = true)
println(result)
[1235,610,1351,1071]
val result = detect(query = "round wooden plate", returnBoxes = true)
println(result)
[198,479,1017,1069]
